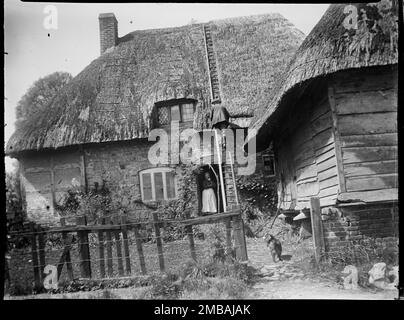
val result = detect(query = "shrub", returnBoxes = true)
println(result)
[55,181,120,223]
[6,169,29,249]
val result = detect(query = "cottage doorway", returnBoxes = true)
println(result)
[196,164,225,215]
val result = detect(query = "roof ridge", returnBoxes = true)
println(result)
[208,12,286,24]
[119,12,288,40]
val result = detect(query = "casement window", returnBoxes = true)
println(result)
[139,167,178,201]
[157,101,195,125]
[262,154,276,177]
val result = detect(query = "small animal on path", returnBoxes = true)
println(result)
[263,233,283,263]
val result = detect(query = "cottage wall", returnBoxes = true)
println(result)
[274,81,339,210]
[19,148,83,225]
[84,140,159,220]
[19,139,202,224]
[317,66,399,250]
[329,66,398,203]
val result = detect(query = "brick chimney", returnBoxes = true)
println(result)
[99,13,118,54]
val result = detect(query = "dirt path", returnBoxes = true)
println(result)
[249,278,397,299]
[245,238,399,300]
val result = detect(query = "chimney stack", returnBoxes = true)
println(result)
[99,13,118,54]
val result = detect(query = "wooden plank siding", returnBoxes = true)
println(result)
[311,95,339,206]
[331,66,398,199]
[275,135,298,210]
[274,81,339,210]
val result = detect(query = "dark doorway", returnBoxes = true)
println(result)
[196,164,225,215]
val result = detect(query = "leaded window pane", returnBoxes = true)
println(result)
[181,103,194,122]
[158,106,169,125]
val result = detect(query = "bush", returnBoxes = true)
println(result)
[6,169,29,249]
[55,181,119,223]
[237,173,277,215]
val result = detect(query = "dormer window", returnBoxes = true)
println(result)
[156,99,196,125]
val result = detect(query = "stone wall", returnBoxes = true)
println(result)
[84,139,197,221]
[19,139,202,224]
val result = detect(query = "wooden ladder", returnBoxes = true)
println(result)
[203,24,221,104]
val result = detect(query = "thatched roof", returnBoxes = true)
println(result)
[247,2,399,151]
[208,14,304,116]
[7,13,304,155]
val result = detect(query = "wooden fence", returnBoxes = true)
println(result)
[12,209,247,290]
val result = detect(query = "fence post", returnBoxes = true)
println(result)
[225,218,233,262]
[232,213,248,262]
[121,215,132,275]
[76,216,91,278]
[186,224,197,261]
[113,215,124,277]
[184,211,196,261]
[57,218,74,281]
[152,212,165,272]
[37,226,46,282]
[105,217,114,277]
[98,217,106,278]
[310,197,325,264]
[30,223,42,291]
[134,223,147,275]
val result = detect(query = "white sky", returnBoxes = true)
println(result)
[4,1,330,172]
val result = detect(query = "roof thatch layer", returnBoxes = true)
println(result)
[248,2,399,149]
[209,13,304,116]
[7,13,304,155]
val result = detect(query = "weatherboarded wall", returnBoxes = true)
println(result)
[330,66,398,203]
[274,81,339,210]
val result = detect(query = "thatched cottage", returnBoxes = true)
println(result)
[6,13,304,224]
[246,2,399,250]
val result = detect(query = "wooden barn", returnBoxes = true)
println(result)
[6,13,304,225]
[246,2,399,250]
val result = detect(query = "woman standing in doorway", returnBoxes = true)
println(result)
[201,172,217,215]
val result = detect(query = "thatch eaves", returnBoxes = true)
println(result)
[247,2,399,150]
[7,24,210,155]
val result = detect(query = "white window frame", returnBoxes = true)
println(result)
[139,167,178,202]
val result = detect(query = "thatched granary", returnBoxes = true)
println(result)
[246,2,399,250]
[6,13,304,224]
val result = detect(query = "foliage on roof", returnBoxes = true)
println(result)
[248,1,399,147]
